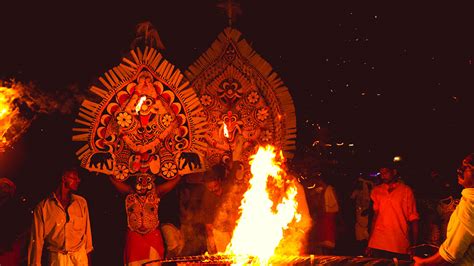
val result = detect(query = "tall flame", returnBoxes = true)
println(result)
[225,145,300,265]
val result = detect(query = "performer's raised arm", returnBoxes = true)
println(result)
[156,175,182,197]
[108,175,133,195]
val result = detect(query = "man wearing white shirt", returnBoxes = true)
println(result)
[414,153,474,265]
[28,168,93,266]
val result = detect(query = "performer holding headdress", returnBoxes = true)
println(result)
[107,172,181,265]
[73,22,207,264]
[185,27,296,182]
[180,4,298,253]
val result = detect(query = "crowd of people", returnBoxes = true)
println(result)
[0,152,473,265]
[298,153,474,265]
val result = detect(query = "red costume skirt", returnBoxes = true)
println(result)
[124,229,164,265]
[314,212,337,248]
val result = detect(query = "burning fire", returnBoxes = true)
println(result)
[0,85,21,151]
[0,80,83,152]
[225,145,301,265]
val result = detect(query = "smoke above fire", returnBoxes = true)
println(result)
[0,80,84,152]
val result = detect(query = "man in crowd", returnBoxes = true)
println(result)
[367,160,419,261]
[28,167,93,265]
[0,178,30,265]
[414,153,474,265]
[202,163,235,253]
[306,170,339,255]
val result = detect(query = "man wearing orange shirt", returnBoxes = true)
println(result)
[367,161,419,261]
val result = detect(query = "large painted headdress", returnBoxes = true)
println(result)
[185,27,296,178]
[73,47,207,181]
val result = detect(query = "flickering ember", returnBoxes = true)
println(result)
[146,254,412,265]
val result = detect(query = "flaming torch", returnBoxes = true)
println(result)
[223,121,233,156]
[135,95,147,114]
[225,145,301,265]
[134,95,147,127]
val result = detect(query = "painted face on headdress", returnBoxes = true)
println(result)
[135,173,155,195]
[186,29,297,182]
[74,47,208,183]
[119,74,173,150]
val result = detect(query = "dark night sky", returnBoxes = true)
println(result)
[2,1,474,183]
[1,1,474,263]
